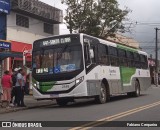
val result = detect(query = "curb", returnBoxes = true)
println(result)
[0,102,56,114]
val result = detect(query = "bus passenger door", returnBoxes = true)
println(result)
[84,41,97,74]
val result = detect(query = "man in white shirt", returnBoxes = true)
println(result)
[15,68,26,107]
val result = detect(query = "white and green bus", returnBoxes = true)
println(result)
[32,33,151,106]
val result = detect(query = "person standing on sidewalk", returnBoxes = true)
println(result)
[15,68,26,107]
[25,74,30,95]
[10,68,19,106]
[1,70,12,108]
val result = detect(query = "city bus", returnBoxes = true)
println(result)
[32,33,151,106]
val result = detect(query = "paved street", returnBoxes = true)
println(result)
[0,85,160,130]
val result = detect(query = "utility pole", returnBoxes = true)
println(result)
[155,28,160,87]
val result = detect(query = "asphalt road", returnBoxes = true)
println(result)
[0,85,160,130]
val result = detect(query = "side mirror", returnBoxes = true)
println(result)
[89,49,94,59]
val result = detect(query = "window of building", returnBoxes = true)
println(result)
[16,14,29,28]
[44,23,53,34]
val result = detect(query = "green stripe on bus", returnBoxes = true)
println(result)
[39,81,56,92]
[117,44,138,52]
[120,67,136,84]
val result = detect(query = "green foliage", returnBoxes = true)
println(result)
[62,0,130,38]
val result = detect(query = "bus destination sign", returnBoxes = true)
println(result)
[42,37,71,47]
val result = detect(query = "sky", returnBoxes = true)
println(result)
[39,0,160,58]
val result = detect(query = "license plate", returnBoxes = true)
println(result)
[50,94,59,98]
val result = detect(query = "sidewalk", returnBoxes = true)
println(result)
[0,95,56,114]
[151,84,160,88]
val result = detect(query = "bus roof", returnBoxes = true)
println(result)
[81,33,148,56]
[33,33,148,56]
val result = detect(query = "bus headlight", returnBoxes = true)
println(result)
[75,76,84,86]
[33,82,39,89]
[34,83,37,87]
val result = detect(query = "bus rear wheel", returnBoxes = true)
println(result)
[133,80,140,97]
[95,82,109,104]
[127,80,140,97]
[56,99,68,106]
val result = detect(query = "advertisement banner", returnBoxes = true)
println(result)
[0,40,11,49]
[0,0,10,14]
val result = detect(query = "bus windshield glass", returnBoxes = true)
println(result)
[32,45,82,74]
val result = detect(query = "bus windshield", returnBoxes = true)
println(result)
[32,45,82,74]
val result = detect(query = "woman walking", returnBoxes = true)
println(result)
[1,70,12,108]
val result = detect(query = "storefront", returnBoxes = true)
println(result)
[9,41,32,70]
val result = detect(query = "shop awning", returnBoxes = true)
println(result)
[0,52,23,60]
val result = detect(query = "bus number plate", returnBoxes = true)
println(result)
[50,94,59,98]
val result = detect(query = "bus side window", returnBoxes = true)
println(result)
[126,51,134,67]
[118,49,127,67]
[84,43,91,66]
[140,54,144,69]
[98,44,109,65]
[108,46,118,66]
[133,53,140,68]
[144,56,148,69]
[140,55,148,69]
[90,44,96,64]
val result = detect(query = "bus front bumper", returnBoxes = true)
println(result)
[32,81,88,100]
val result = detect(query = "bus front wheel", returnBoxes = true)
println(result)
[95,82,109,104]
[56,99,68,106]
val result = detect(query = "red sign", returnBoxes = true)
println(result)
[148,59,155,66]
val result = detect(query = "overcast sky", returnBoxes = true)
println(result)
[40,0,160,57]
[118,0,160,57]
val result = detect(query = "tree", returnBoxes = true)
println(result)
[61,0,130,39]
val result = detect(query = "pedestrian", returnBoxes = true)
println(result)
[1,70,12,108]
[10,68,19,106]
[25,74,30,95]
[15,68,26,107]
[0,86,3,107]
[22,70,28,95]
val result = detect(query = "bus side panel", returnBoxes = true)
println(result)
[120,68,150,93]
[137,77,151,91]
[85,66,121,96]
[120,66,136,93]
[129,69,151,92]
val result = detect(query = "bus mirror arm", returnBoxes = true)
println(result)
[89,49,94,59]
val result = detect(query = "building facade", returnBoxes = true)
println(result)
[6,0,63,70]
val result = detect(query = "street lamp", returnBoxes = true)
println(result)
[155,28,160,87]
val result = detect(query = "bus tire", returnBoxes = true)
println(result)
[133,80,140,97]
[95,82,109,104]
[56,99,68,106]
[127,80,140,97]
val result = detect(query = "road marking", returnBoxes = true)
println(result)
[69,101,160,130]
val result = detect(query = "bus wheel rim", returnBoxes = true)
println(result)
[136,82,140,95]
[100,84,106,101]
